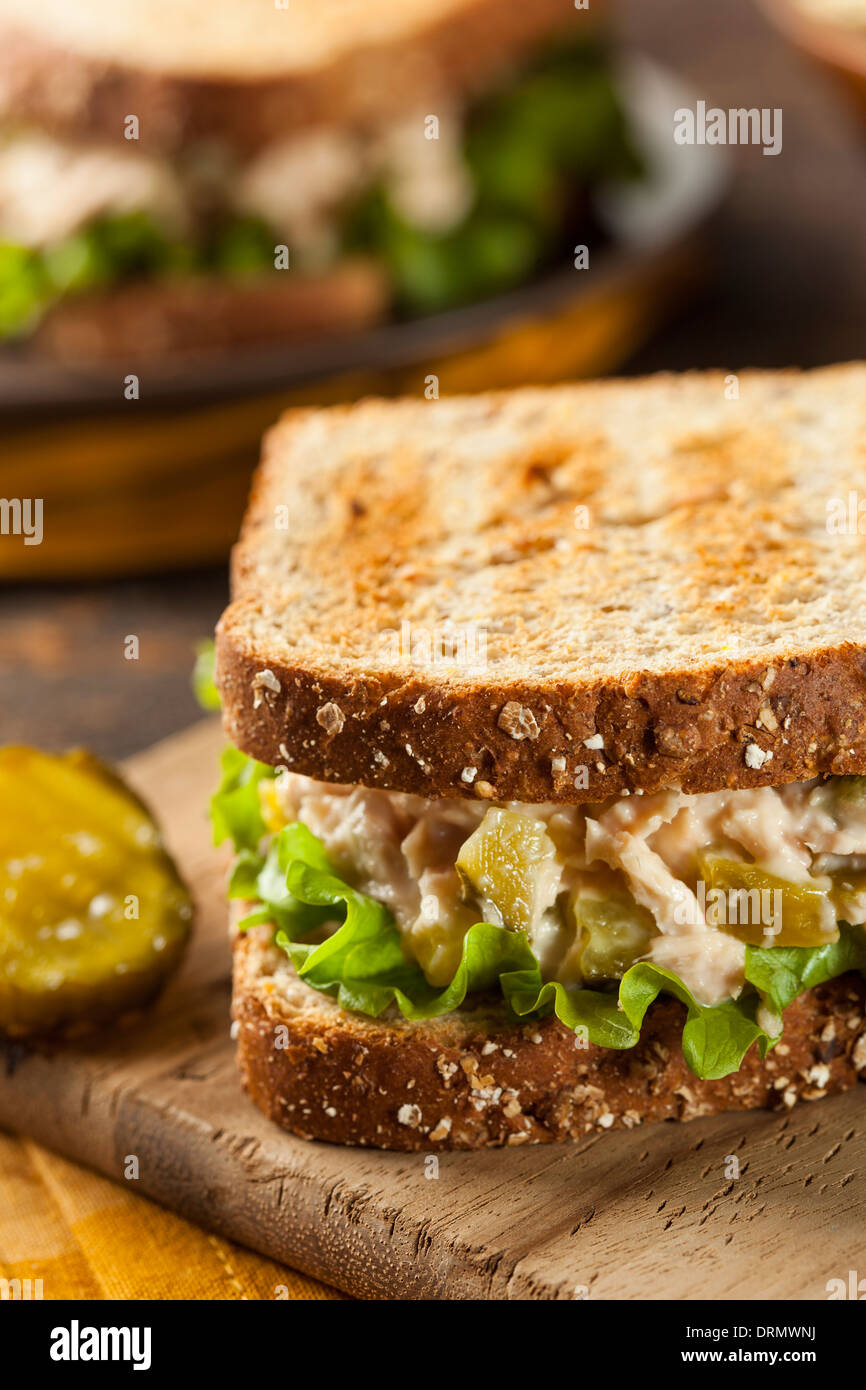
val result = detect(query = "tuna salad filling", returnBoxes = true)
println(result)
[264,769,866,1005]
[212,743,866,1082]
[0,37,640,338]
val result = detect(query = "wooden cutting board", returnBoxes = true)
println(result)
[1,718,864,1300]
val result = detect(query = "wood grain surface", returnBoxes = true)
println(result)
[0,718,864,1301]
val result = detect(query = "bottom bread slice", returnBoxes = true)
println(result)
[36,259,387,361]
[232,927,866,1151]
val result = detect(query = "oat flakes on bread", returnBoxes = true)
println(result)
[233,922,866,1151]
[214,365,866,1150]
[218,363,866,804]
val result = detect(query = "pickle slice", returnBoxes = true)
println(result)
[575,895,656,984]
[456,808,560,936]
[697,851,836,947]
[0,747,192,1036]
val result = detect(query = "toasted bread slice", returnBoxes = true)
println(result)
[233,922,866,1150]
[0,0,577,152]
[217,364,866,803]
[34,259,388,362]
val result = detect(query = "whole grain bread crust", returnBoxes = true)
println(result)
[218,637,866,803]
[0,0,573,154]
[216,365,866,802]
[233,928,866,1151]
[34,259,388,362]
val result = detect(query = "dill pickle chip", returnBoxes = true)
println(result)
[0,746,192,1036]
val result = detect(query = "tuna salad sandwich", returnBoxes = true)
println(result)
[212,362,866,1149]
[0,0,639,359]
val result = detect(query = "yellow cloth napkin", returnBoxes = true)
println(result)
[0,1132,342,1301]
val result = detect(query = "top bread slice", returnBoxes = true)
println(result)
[216,364,866,804]
[0,0,574,153]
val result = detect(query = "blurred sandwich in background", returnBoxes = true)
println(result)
[0,0,642,361]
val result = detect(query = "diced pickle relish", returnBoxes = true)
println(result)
[575,895,656,984]
[456,808,559,935]
[697,852,838,948]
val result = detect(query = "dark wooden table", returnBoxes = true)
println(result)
[2,0,865,761]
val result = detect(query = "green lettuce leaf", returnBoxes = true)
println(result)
[192,638,221,711]
[621,969,772,1079]
[210,746,275,852]
[1,210,280,343]
[745,922,866,1014]
[265,821,535,1017]
[233,815,866,1082]
[0,243,50,336]
[241,825,336,938]
[227,849,265,899]
[253,822,777,1078]
[502,961,772,1078]
[342,38,642,315]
